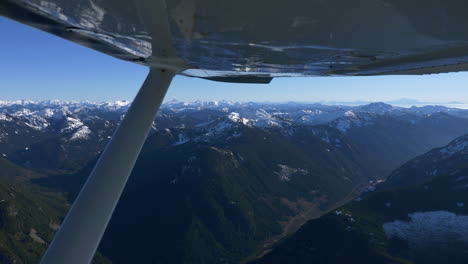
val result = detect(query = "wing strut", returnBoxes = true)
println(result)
[40,68,175,264]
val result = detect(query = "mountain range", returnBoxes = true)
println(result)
[3,100,468,175]
[0,100,467,263]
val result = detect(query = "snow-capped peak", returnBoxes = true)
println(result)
[228,112,252,126]
[0,113,12,122]
[61,117,85,133]
[13,108,33,117]
[344,110,357,118]
[39,108,71,120]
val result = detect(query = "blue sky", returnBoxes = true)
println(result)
[1,16,468,105]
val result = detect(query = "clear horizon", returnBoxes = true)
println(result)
[2,17,468,104]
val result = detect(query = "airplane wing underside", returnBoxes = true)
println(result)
[3,0,468,81]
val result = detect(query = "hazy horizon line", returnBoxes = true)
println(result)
[1,98,468,109]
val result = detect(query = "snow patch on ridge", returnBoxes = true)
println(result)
[275,164,308,182]
[173,133,190,146]
[61,117,84,133]
[439,137,468,157]
[71,126,92,140]
[383,211,468,248]
[254,109,281,127]
[0,113,12,122]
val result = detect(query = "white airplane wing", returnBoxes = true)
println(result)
[3,0,468,83]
